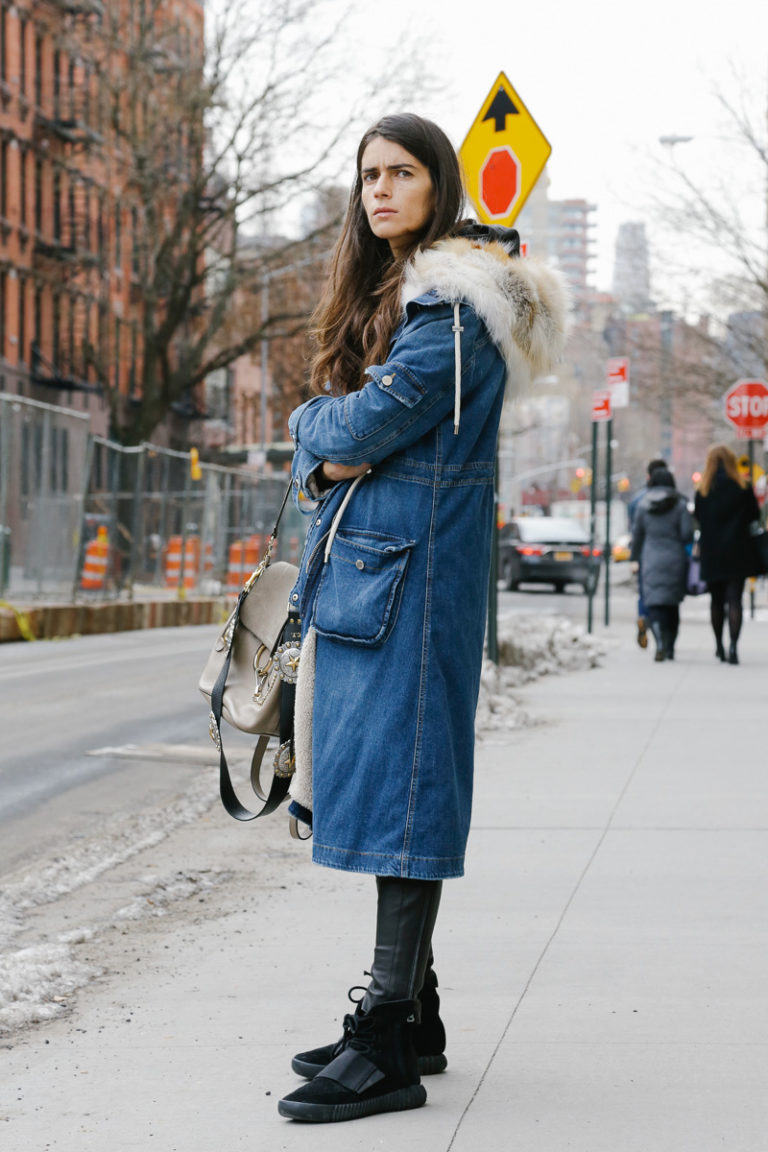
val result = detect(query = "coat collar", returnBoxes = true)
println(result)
[401,236,569,381]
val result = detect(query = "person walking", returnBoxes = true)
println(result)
[275,113,566,1123]
[630,466,693,661]
[627,458,667,649]
[694,444,760,664]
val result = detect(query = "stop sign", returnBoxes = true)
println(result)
[724,379,768,435]
[480,146,520,218]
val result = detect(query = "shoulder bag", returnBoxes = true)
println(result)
[199,481,300,822]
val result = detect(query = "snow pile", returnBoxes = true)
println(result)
[0,944,101,1034]
[476,613,605,734]
[0,868,231,1035]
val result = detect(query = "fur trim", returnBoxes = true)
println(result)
[290,625,316,812]
[402,237,569,382]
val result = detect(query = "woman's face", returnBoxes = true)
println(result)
[360,136,435,259]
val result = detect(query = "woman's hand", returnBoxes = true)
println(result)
[321,461,372,483]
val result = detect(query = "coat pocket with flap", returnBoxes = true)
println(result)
[313,530,414,647]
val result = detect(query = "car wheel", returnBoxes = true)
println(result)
[503,559,518,591]
[583,573,598,596]
[554,581,566,594]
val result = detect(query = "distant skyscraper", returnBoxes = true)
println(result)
[515,174,596,312]
[612,223,653,313]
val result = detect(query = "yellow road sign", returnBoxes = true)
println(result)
[459,72,551,227]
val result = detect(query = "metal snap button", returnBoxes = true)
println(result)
[291,593,299,601]
[355,559,365,570]
[381,374,393,386]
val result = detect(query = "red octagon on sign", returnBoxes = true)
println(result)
[480,146,520,218]
[724,379,768,432]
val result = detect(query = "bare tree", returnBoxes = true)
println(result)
[78,0,438,445]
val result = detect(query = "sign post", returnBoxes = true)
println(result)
[460,72,551,227]
[589,390,612,632]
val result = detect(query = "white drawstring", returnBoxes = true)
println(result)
[323,472,368,563]
[452,302,463,435]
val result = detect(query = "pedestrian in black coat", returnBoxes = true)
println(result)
[631,467,693,661]
[694,444,761,664]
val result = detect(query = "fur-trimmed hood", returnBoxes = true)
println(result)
[402,236,569,383]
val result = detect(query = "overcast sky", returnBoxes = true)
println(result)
[342,0,768,295]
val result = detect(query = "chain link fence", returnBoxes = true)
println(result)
[0,393,304,602]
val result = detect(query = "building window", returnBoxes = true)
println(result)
[34,32,42,108]
[53,293,61,368]
[19,146,27,226]
[113,316,120,389]
[19,18,27,96]
[53,49,61,119]
[34,286,41,349]
[34,156,42,233]
[18,277,25,362]
[69,181,76,250]
[131,206,139,278]
[0,270,6,360]
[53,169,61,241]
[0,138,7,220]
[0,6,7,85]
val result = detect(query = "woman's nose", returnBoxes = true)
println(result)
[374,175,391,196]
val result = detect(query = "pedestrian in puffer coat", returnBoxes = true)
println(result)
[275,113,567,1125]
[630,467,693,661]
[694,443,760,664]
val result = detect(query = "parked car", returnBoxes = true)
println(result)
[499,517,602,594]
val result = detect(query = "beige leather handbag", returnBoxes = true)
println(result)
[199,482,300,821]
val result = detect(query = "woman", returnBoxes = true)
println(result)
[630,467,693,661]
[694,444,760,664]
[278,113,566,1123]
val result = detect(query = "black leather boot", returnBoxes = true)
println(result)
[292,962,447,1079]
[651,621,665,662]
[661,629,675,660]
[278,999,426,1122]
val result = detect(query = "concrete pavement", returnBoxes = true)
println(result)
[3,594,768,1150]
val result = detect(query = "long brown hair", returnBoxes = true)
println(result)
[698,443,746,496]
[308,114,465,396]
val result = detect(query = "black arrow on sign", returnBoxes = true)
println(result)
[483,88,519,132]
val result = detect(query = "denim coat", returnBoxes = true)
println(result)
[287,238,566,879]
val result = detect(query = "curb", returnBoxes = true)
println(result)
[0,596,230,643]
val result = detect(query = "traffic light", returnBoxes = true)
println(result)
[190,447,202,481]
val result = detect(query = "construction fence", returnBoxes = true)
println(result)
[0,393,304,603]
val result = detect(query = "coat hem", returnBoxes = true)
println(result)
[311,842,465,879]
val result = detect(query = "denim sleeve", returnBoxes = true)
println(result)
[287,302,488,466]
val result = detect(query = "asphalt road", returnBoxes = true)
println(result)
[0,623,226,875]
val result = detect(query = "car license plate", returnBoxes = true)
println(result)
[554,551,573,561]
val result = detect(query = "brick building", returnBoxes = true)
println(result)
[0,0,203,439]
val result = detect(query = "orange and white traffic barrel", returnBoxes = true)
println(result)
[165,535,182,588]
[81,526,109,590]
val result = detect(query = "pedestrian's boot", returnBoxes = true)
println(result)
[728,641,739,665]
[278,999,426,1123]
[661,629,676,661]
[637,616,648,649]
[291,966,447,1079]
[715,640,726,662]
[651,621,665,662]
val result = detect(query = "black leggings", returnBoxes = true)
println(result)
[708,579,746,646]
[362,877,442,1012]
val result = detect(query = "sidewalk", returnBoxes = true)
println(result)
[3,599,768,1150]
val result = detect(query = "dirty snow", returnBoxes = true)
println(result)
[476,612,605,734]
